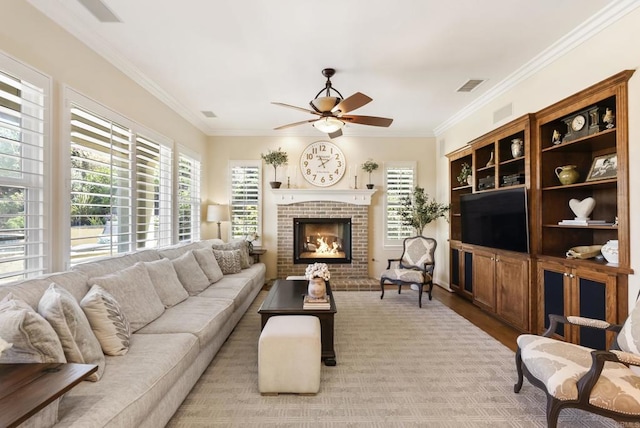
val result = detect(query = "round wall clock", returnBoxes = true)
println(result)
[300,141,346,187]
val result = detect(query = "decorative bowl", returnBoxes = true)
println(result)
[566,245,603,259]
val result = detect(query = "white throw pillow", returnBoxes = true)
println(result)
[144,258,189,307]
[0,293,66,364]
[193,247,224,284]
[170,251,211,295]
[80,285,131,356]
[213,249,242,274]
[90,262,165,332]
[212,240,252,268]
[38,284,105,381]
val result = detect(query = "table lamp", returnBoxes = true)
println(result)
[206,204,229,239]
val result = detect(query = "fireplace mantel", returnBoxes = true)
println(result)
[272,188,376,205]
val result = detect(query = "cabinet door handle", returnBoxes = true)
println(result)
[563,273,568,277]
[569,274,575,278]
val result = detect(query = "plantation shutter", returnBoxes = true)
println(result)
[69,106,133,263]
[177,152,201,242]
[385,164,415,241]
[135,135,172,249]
[0,68,47,282]
[229,162,261,241]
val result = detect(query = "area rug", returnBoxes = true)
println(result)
[167,291,631,427]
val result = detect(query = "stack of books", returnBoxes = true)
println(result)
[303,294,331,310]
[502,173,525,187]
[558,219,614,226]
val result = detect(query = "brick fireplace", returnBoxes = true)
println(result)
[275,189,377,290]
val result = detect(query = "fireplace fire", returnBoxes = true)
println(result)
[293,218,352,264]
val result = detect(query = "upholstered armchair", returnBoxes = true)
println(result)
[380,236,436,308]
[514,302,640,427]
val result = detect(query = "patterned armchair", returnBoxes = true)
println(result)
[514,300,640,427]
[379,236,436,308]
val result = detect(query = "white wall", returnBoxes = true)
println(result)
[436,7,640,309]
[1,0,208,271]
[203,136,439,282]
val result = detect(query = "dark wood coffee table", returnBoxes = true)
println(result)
[258,279,337,366]
[0,362,98,428]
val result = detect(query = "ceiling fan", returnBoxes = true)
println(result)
[272,68,393,139]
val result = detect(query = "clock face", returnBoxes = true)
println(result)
[571,114,586,131]
[300,141,346,187]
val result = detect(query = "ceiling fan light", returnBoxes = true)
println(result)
[311,96,341,112]
[313,117,344,133]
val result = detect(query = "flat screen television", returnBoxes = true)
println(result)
[460,187,530,253]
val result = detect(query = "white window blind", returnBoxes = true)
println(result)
[69,105,133,263]
[177,152,201,242]
[229,162,261,242]
[135,135,172,249]
[385,163,416,243]
[0,67,47,283]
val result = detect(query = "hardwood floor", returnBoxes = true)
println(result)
[432,285,520,352]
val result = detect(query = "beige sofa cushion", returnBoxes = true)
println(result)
[170,251,211,295]
[90,263,164,332]
[213,249,242,274]
[38,284,105,381]
[81,285,131,356]
[0,294,66,363]
[193,247,224,284]
[144,258,189,307]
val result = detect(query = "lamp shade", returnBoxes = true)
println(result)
[206,204,229,222]
[313,116,344,133]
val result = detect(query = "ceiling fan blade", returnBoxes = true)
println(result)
[341,115,393,127]
[328,128,343,139]
[332,92,372,114]
[271,102,321,116]
[274,119,318,130]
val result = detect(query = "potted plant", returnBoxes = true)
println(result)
[361,159,379,189]
[261,147,288,188]
[398,186,450,235]
[457,162,472,186]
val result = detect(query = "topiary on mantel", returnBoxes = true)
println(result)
[261,147,288,188]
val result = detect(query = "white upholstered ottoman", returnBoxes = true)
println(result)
[258,315,321,395]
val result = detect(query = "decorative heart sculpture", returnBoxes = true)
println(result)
[569,197,596,220]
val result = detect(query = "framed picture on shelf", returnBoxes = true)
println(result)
[586,153,617,181]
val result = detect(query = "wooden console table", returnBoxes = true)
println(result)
[0,363,98,428]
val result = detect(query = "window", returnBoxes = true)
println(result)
[384,162,416,245]
[229,161,261,242]
[177,149,201,243]
[0,59,49,283]
[65,89,180,266]
[69,105,133,262]
[135,135,172,249]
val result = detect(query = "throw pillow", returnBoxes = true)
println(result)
[170,251,211,295]
[38,284,105,381]
[144,258,189,307]
[80,285,131,356]
[193,247,224,284]
[0,293,66,364]
[90,262,165,332]
[212,240,253,269]
[213,249,242,274]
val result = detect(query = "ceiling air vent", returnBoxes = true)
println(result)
[201,111,217,118]
[77,0,121,22]
[456,79,485,93]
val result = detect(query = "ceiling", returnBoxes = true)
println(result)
[27,0,632,138]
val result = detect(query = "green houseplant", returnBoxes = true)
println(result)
[361,159,379,189]
[398,186,450,235]
[261,147,288,188]
[457,162,472,186]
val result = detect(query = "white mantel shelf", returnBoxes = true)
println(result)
[271,188,377,205]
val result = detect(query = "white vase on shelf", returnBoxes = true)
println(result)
[601,240,619,264]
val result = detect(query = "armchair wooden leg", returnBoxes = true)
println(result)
[514,347,524,393]
[427,281,433,301]
[546,394,561,428]
[380,279,385,300]
[418,284,423,308]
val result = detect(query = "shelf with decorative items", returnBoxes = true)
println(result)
[447,146,472,243]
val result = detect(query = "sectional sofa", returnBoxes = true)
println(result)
[0,239,266,427]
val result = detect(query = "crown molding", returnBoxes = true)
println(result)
[434,0,640,136]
